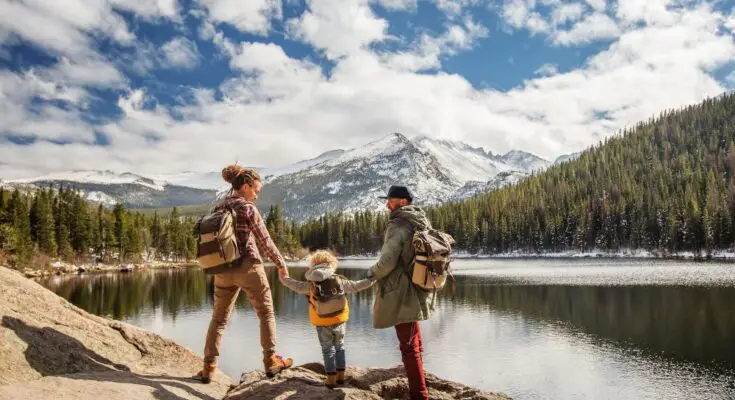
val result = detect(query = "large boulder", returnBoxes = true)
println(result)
[0,267,233,400]
[224,363,511,400]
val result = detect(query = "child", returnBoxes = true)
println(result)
[278,250,374,388]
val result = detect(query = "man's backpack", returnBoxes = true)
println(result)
[309,276,347,318]
[193,205,241,274]
[395,219,456,295]
[409,228,455,292]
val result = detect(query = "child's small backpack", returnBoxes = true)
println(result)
[309,276,347,317]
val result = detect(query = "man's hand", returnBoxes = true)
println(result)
[278,266,289,279]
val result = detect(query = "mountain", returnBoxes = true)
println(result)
[554,152,582,165]
[449,171,527,202]
[256,133,551,219]
[1,134,555,215]
[2,170,217,208]
[497,150,551,172]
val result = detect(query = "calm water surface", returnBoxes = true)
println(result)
[39,259,735,399]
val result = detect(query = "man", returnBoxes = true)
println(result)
[367,185,434,400]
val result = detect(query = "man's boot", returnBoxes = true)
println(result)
[264,354,294,378]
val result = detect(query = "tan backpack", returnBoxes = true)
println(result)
[409,228,455,291]
[396,219,457,299]
[194,204,242,274]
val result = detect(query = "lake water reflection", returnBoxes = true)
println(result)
[39,259,735,399]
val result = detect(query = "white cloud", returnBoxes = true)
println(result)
[585,0,606,12]
[535,63,559,76]
[110,0,179,20]
[160,37,200,69]
[433,0,480,17]
[725,12,735,32]
[615,0,675,25]
[381,17,488,72]
[503,0,550,35]
[554,13,622,45]
[552,3,586,26]
[372,0,416,11]
[197,0,281,35]
[287,0,388,59]
[2,0,735,181]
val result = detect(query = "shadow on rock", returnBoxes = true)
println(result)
[1,316,219,400]
[1,316,131,376]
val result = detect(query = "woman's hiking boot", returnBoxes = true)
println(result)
[196,364,216,384]
[264,354,293,378]
[325,373,338,389]
[336,369,346,385]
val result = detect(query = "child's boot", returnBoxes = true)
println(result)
[336,369,346,385]
[325,373,338,389]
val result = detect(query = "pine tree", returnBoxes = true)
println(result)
[10,190,32,264]
[54,190,73,260]
[69,195,91,256]
[36,190,57,256]
[0,187,8,224]
[113,204,126,261]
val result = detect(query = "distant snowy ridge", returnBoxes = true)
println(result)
[2,133,569,214]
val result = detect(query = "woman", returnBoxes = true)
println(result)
[197,165,293,383]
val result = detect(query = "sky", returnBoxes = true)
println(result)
[1,0,734,179]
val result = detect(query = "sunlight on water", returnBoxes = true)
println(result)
[38,259,735,399]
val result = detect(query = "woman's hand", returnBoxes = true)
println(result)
[278,266,289,279]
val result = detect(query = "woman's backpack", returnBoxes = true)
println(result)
[193,205,241,274]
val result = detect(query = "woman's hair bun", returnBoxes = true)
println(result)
[222,164,244,184]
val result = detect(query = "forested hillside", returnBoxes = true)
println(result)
[0,188,198,267]
[298,93,735,256]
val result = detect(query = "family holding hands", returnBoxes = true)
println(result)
[194,164,445,400]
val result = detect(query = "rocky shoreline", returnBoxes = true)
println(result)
[0,266,511,399]
[18,260,197,279]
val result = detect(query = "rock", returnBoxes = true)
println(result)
[0,267,233,400]
[225,363,511,400]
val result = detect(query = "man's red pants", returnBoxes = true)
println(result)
[395,322,428,400]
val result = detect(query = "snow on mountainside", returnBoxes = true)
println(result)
[450,171,527,202]
[498,150,552,172]
[554,152,582,165]
[256,133,552,220]
[1,133,559,215]
[11,170,167,190]
[3,170,217,209]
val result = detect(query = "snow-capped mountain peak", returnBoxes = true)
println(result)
[498,150,551,172]
[1,132,562,217]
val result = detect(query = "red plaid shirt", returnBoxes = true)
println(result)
[223,196,286,269]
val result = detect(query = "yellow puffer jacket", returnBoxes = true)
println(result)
[279,263,376,327]
[309,288,349,326]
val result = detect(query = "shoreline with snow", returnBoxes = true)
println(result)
[337,249,735,262]
[16,260,196,279]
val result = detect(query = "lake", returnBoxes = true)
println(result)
[38,259,735,399]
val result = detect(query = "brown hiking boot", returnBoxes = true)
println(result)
[196,364,216,384]
[264,354,293,378]
[336,369,346,385]
[325,373,337,389]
